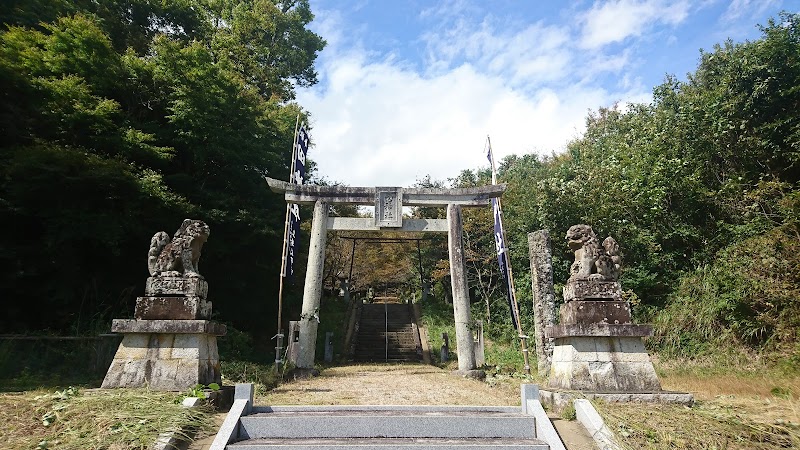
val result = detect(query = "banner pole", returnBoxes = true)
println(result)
[275,114,301,369]
[487,136,531,375]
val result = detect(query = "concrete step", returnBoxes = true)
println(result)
[353,353,419,358]
[227,437,549,449]
[238,408,538,440]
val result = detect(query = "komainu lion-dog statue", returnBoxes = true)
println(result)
[565,224,621,282]
[147,219,210,278]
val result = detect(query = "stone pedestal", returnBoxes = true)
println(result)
[559,300,631,325]
[102,319,225,390]
[563,279,621,302]
[103,275,226,391]
[546,280,662,393]
[545,324,661,392]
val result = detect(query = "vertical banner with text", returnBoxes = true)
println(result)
[487,143,520,329]
[283,124,309,279]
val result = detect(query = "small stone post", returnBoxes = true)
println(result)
[441,332,449,362]
[473,321,485,367]
[324,332,334,363]
[286,321,300,364]
[296,200,329,370]
[528,230,556,376]
[447,204,476,371]
[341,278,350,303]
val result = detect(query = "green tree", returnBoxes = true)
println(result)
[0,1,325,341]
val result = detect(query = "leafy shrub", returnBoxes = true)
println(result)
[652,225,800,359]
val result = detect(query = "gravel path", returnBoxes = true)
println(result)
[259,363,522,406]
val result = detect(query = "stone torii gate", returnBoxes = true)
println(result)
[266,178,506,373]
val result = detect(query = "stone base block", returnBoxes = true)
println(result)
[451,369,487,380]
[146,276,208,299]
[287,368,321,380]
[560,301,631,325]
[539,389,694,413]
[547,336,661,392]
[135,296,212,320]
[563,280,621,302]
[546,323,652,339]
[102,332,221,390]
[111,319,226,336]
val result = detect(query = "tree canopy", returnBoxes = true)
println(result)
[0,0,324,335]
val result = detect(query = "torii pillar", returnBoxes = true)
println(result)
[267,178,506,374]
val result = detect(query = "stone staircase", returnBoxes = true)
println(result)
[226,405,550,449]
[353,303,421,362]
[209,384,567,450]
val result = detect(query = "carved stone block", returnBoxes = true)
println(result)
[563,280,622,302]
[374,187,403,228]
[559,301,631,325]
[545,323,653,339]
[134,296,212,320]
[111,319,227,336]
[101,332,221,390]
[547,336,662,392]
[145,276,208,299]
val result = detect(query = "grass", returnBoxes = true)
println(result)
[0,338,118,391]
[593,358,800,450]
[596,399,799,450]
[0,387,215,450]
[420,299,456,366]
[221,360,284,397]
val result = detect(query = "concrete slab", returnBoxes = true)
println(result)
[239,412,537,439]
[227,437,550,449]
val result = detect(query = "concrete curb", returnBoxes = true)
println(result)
[574,399,622,450]
[209,383,254,450]
[521,384,567,450]
[151,397,204,450]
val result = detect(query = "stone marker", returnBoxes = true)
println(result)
[286,321,300,364]
[545,224,661,392]
[441,332,449,362]
[528,230,556,376]
[102,219,226,391]
[473,322,485,367]
[324,332,334,363]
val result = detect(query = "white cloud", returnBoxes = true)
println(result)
[421,18,572,88]
[297,2,653,188]
[579,0,690,49]
[722,0,781,23]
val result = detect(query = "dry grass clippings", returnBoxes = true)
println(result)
[0,387,214,450]
[596,399,799,450]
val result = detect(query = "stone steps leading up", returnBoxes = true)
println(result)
[226,406,549,450]
[353,303,421,362]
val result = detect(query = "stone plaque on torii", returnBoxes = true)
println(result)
[266,177,505,375]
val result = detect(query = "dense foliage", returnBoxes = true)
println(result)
[485,13,800,358]
[0,0,324,335]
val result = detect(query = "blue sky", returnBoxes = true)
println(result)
[296,0,797,188]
